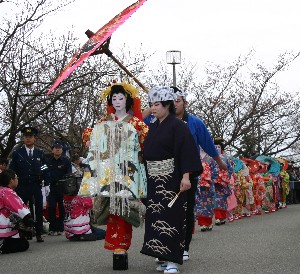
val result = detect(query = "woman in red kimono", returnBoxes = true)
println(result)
[80,82,148,270]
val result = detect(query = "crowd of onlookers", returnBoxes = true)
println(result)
[0,128,105,255]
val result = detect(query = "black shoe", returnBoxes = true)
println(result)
[68,235,80,241]
[36,235,44,243]
[79,233,97,241]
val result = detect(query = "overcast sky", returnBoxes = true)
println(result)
[43,0,300,92]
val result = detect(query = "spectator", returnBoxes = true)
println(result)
[0,169,35,254]
[46,140,72,236]
[73,144,82,155]
[71,154,84,177]
[64,194,105,241]
[0,157,8,173]
[9,126,50,243]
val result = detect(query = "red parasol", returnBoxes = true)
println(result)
[47,0,147,95]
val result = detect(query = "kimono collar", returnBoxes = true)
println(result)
[107,113,132,123]
[182,110,189,123]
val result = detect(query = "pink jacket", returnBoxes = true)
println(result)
[0,186,30,238]
[63,196,93,238]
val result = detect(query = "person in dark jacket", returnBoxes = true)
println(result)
[46,140,72,235]
[9,127,50,243]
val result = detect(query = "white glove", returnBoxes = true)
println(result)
[45,185,50,196]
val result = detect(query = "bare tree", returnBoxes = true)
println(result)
[187,52,300,162]
[146,51,300,163]
[0,0,151,157]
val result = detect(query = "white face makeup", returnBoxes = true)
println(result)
[112,93,126,112]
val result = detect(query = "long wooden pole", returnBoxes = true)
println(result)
[85,30,149,93]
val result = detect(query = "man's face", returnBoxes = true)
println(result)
[112,93,126,112]
[10,175,18,189]
[0,162,7,172]
[174,96,186,116]
[52,146,63,157]
[23,135,36,146]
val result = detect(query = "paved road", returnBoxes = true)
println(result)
[1,205,300,274]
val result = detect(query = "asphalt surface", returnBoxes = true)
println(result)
[1,204,300,274]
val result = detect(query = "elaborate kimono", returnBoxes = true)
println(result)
[279,170,290,206]
[80,114,148,251]
[251,173,266,215]
[194,155,215,227]
[241,158,267,215]
[79,115,148,201]
[212,155,233,220]
[140,114,201,265]
[233,171,244,219]
[261,172,274,212]
[240,168,254,216]
[226,175,238,221]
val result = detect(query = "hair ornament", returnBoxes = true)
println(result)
[99,79,139,100]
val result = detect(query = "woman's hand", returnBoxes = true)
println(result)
[180,173,191,192]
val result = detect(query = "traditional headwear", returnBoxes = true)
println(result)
[148,86,177,102]
[171,86,188,100]
[276,157,289,171]
[99,80,143,120]
[52,140,63,149]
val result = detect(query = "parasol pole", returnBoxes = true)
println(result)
[85,30,149,93]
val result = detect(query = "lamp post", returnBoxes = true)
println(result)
[166,50,181,87]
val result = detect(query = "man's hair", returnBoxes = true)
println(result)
[148,100,176,114]
[72,154,81,162]
[0,169,16,186]
[161,100,176,114]
[107,85,134,112]
[0,157,8,165]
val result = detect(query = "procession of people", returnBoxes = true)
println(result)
[0,83,299,274]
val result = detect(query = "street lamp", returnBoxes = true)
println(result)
[166,50,181,87]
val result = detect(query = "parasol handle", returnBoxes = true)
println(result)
[85,30,149,93]
[106,50,149,93]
